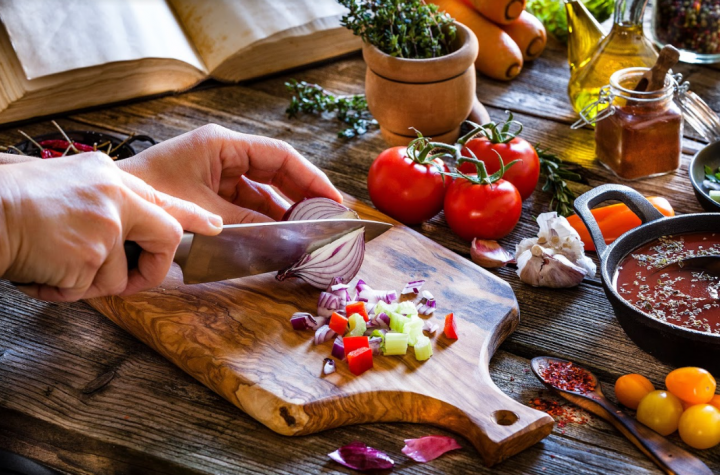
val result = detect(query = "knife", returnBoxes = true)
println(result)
[124,219,392,284]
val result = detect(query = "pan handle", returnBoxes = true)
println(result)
[573,184,665,260]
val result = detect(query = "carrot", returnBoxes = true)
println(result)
[567,197,675,251]
[501,11,547,61]
[432,0,523,81]
[465,0,527,25]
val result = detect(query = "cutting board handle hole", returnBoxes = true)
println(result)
[492,410,519,426]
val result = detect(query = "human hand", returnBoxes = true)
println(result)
[0,153,223,301]
[118,124,342,223]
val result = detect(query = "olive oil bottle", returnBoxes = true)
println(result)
[566,0,658,114]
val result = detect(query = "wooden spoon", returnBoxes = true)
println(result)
[530,356,713,475]
[634,45,681,93]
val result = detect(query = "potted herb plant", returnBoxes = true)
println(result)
[340,0,480,145]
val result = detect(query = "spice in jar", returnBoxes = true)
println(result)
[591,68,683,180]
[653,0,720,57]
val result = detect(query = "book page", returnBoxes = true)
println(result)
[0,0,206,80]
[169,0,348,72]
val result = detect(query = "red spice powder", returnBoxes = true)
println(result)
[539,361,596,394]
[529,394,591,428]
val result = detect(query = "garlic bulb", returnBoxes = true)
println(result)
[515,213,596,288]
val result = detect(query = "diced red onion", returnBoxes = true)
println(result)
[331,336,345,360]
[401,279,426,295]
[421,290,434,300]
[328,441,394,471]
[368,336,383,355]
[314,325,336,345]
[401,435,462,463]
[323,358,336,375]
[417,292,437,315]
[328,278,350,306]
[290,312,323,331]
[318,292,341,317]
[423,319,439,333]
[283,197,359,221]
[355,280,398,308]
[373,312,390,330]
[277,228,365,289]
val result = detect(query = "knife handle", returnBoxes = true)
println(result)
[124,241,142,271]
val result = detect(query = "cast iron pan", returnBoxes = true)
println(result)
[574,184,720,371]
[9,130,155,160]
[689,140,720,212]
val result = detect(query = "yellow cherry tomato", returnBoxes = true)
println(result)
[665,367,716,405]
[678,404,720,449]
[709,395,720,412]
[636,390,684,436]
[614,374,655,410]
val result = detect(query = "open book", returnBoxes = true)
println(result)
[0,0,360,125]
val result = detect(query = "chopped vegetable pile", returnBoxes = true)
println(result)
[704,165,720,203]
[290,277,461,377]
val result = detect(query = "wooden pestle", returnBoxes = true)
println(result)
[634,45,680,92]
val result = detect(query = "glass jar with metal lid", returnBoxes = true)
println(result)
[573,67,720,180]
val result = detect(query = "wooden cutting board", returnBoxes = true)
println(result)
[88,196,553,466]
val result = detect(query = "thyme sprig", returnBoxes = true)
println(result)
[536,146,584,217]
[338,0,456,59]
[285,80,378,138]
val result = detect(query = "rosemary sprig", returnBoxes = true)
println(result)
[285,80,378,138]
[536,145,584,217]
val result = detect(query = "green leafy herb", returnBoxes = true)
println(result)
[704,165,720,184]
[526,0,614,43]
[338,0,456,59]
[285,80,378,138]
[536,146,584,217]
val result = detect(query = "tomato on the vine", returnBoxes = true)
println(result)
[367,135,452,225]
[443,154,522,241]
[457,112,540,200]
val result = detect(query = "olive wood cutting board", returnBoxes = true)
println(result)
[88,196,553,466]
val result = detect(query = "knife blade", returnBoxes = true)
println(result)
[124,219,392,284]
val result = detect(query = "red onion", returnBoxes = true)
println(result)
[318,292,342,317]
[314,325,336,345]
[283,197,359,221]
[373,312,390,330]
[401,436,461,463]
[277,227,365,289]
[290,312,325,330]
[417,291,437,315]
[355,280,398,307]
[401,279,426,295]
[368,336,383,355]
[331,336,345,360]
[328,441,394,471]
[323,358,336,375]
[423,319,439,333]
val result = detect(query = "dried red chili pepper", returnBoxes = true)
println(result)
[539,361,596,394]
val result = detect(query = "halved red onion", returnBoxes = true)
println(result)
[471,238,514,268]
[314,325,336,345]
[290,312,325,331]
[323,358,336,375]
[331,336,345,360]
[328,441,394,471]
[318,292,341,317]
[283,197,359,221]
[401,435,461,463]
[417,291,437,315]
[401,279,426,295]
[277,227,365,289]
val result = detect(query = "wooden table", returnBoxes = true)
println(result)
[1,35,720,474]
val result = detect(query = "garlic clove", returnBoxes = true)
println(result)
[517,249,588,288]
[471,239,514,268]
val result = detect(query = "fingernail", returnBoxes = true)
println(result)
[209,214,223,229]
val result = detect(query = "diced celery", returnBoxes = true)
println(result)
[414,335,433,361]
[389,312,410,332]
[710,190,720,203]
[347,313,367,337]
[395,300,418,316]
[374,300,398,316]
[383,332,409,355]
[402,315,424,346]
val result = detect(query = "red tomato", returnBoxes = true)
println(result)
[443,175,522,241]
[367,146,450,225]
[459,136,540,200]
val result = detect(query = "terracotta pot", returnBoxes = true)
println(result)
[362,22,479,146]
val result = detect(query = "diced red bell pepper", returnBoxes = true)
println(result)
[329,312,349,335]
[343,335,369,358]
[345,301,369,322]
[347,347,373,375]
[444,313,458,339]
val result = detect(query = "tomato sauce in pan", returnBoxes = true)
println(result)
[614,232,720,335]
